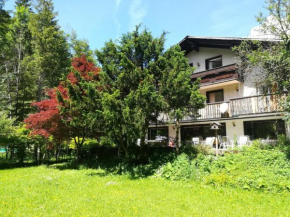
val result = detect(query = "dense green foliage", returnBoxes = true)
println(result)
[0,0,94,121]
[1,166,290,216]
[96,26,205,154]
[155,144,290,193]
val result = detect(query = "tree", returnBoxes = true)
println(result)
[0,112,15,146]
[28,0,70,101]
[234,0,290,123]
[161,45,205,150]
[96,26,205,154]
[69,30,96,63]
[235,0,290,93]
[0,2,34,120]
[24,86,69,161]
[56,55,102,162]
[15,0,31,8]
[0,0,10,51]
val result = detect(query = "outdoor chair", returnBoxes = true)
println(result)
[192,137,203,145]
[202,137,215,148]
[220,136,232,149]
[238,135,250,147]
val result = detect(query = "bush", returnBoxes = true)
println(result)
[277,134,290,157]
[196,148,290,192]
[154,146,290,193]
[155,153,195,180]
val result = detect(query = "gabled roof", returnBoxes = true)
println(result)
[179,36,281,55]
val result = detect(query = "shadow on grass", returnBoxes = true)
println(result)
[53,151,176,180]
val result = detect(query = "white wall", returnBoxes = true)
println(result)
[186,47,237,73]
[199,83,240,101]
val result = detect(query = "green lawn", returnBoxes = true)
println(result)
[0,165,290,217]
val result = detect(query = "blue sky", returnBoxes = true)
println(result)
[4,0,267,50]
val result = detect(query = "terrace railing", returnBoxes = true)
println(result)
[154,93,286,123]
[230,93,286,117]
[181,93,286,122]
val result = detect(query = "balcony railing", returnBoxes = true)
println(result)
[198,102,230,120]
[230,93,285,116]
[181,93,286,122]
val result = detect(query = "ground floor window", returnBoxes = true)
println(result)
[181,123,226,142]
[243,119,285,140]
[148,127,169,140]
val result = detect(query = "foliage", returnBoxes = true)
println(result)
[194,147,290,192]
[56,55,102,162]
[96,25,205,154]
[0,0,10,50]
[27,0,70,101]
[69,30,96,63]
[0,0,72,122]
[155,153,193,180]
[0,2,33,119]
[0,112,15,145]
[153,144,290,193]
[234,0,290,117]
[277,134,290,156]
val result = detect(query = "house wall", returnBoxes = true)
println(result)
[186,47,237,73]
[186,47,267,99]
[199,83,240,101]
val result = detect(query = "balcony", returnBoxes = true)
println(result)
[182,93,286,122]
[190,64,239,87]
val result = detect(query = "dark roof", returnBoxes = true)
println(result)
[179,36,280,55]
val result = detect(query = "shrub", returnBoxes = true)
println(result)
[156,153,194,180]
[155,147,290,193]
[277,134,290,157]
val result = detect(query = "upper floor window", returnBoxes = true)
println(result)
[206,55,222,70]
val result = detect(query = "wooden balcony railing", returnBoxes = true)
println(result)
[230,93,286,116]
[198,102,230,119]
[182,93,286,122]
[154,93,286,124]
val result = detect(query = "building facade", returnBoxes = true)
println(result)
[148,36,288,143]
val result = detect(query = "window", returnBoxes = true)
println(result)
[148,127,168,140]
[181,123,226,142]
[244,120,285,140]
[256,85,271,95]
[206,89,224,103]
[206,55,222,70]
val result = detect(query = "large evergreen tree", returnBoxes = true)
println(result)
[28,0,70,101]
[0,1,34,120]
[96,26,205,154]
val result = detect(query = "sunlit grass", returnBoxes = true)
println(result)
[0,165,290,216]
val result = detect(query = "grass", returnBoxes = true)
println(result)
[0,165,290,216]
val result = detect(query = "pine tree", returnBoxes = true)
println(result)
[0,1,35,120]
[28,0,70,101]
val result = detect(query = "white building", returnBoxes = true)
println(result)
[148,36,287,143]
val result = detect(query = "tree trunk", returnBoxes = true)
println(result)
[74,137,84,165]
[119,131,128,157]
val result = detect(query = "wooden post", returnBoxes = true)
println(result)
[215,129,218,157]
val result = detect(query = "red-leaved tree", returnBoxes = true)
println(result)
[25,55,102,162]
[24,85,69,161]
